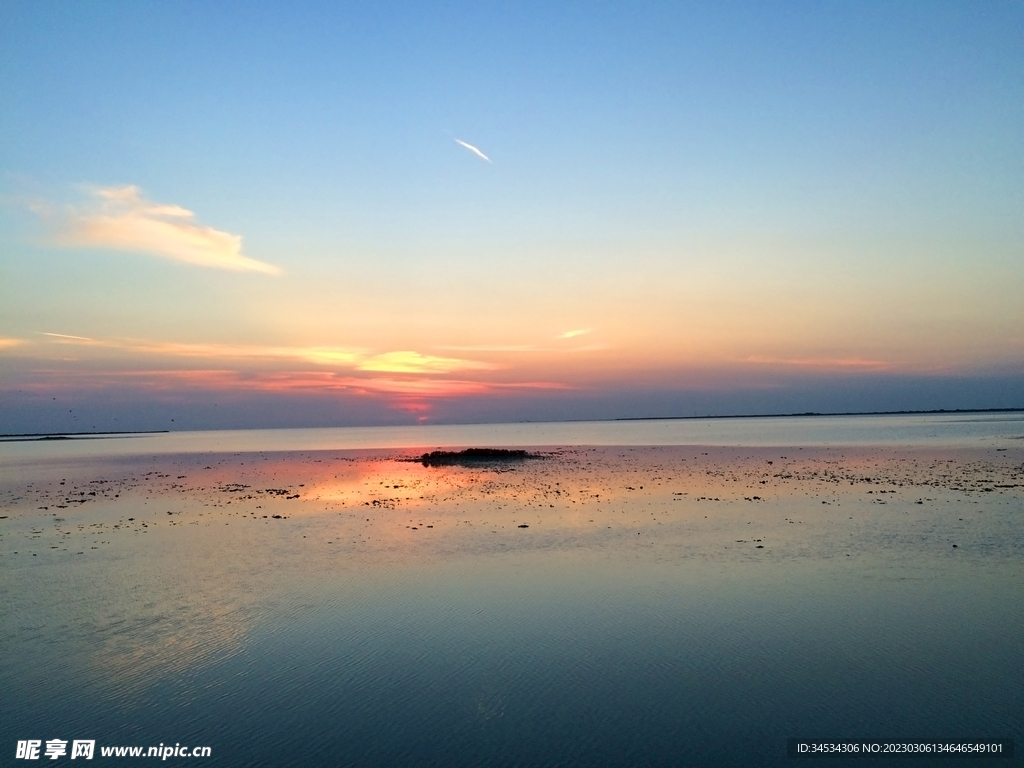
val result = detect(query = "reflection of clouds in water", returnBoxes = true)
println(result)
[90,599,249,699]
[3,548,258,708]
[56,513,295,699]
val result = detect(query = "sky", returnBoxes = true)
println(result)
[1,0,1022,433]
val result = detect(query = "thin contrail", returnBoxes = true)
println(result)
[455,139,491,162]
[42,332,93,341]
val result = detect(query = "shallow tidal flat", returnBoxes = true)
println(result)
[2,444,1022,766]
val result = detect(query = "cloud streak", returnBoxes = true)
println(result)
[357,350,497,374]
[10,333,570,416]
[455,139,491,162]
[31,334,497,373]
[557,328,592,339]
[0,337,26,351]
[741,355,894,371]
[52,186,280,274]
[9,368,568,399]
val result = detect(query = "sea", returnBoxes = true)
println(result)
[1,412,1021,766]
[3,410,1024,460]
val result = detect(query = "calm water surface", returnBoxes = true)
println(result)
[2,415,1021,766]
[2,411,1024,464]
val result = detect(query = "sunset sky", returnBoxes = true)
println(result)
[2,1,1022,432]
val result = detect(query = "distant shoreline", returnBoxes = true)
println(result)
[613,407,1024,422]
[0,430,170,441]
[2,409,1022,440]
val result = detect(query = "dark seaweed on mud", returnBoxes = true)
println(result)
[406,448,544,467]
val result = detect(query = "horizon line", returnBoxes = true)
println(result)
[3,407,1023,438]
[612,407,1024,423]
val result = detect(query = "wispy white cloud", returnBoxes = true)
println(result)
[30,334,504,375]
[356,350,498,374]
[36,334,362,365]
[455,139,491,163]
[48,186,280,275]
[557,328,592,339]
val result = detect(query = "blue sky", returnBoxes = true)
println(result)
[1,1,1022,432]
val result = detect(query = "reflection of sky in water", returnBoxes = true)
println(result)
[2,444,1022,766]
[3,411,1023,465]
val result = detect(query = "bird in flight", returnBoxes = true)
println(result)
[455,139,491,162]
